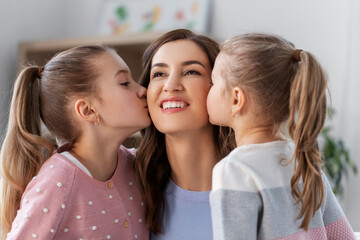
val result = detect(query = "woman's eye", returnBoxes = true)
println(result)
[184,70,200,76]
[152,72,166,78]
[120,82,130,86]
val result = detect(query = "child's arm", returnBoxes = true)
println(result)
[6,161,75,240]
[210,160,261,240]
[321,173,356,240]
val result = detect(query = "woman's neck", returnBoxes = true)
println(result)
[165,124,219,191]
[71,131,124,182]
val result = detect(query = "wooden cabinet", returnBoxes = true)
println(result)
[18,32,162,81]
[18,32,162,147]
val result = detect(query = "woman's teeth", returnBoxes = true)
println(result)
[162,101,186,110]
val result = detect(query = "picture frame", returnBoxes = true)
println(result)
[98,0,211,35]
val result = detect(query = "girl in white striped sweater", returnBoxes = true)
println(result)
[207,33,355,240]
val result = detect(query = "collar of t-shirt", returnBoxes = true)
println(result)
[60,151,93,178]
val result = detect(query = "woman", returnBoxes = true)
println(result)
[135,29,235,239]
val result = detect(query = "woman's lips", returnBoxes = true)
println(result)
[159,97,189,113]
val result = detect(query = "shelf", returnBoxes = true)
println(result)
[18,32,163,81]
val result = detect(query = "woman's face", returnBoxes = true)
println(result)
[147,40,213,135]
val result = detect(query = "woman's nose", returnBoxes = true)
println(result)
[163,74,183,92]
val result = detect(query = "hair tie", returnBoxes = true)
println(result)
[293,49,303,62]
[38,66,44,79]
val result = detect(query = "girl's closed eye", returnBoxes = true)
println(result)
[120,81,130,86]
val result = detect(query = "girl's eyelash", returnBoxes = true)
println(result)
[120,82,130,86]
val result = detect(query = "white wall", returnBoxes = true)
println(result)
[0,0,359,231]
[340,0,360,231]
[211,0,360,230]
[0,0,67,138]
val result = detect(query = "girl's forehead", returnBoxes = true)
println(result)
[96,52,129,71]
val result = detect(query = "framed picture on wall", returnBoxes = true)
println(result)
[98,0,211,35]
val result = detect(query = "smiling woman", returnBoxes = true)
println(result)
[147,40,213,134]
[134,29,235,240]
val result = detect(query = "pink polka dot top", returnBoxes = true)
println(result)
[7,145,149,240]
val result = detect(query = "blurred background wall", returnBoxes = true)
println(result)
[0,0,359,230]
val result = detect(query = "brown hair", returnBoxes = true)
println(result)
[221,33,327,230]
[134,29,235,234]
[0,45,115,238]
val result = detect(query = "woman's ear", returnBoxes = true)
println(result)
[231,87,246,117]
[74,99,98,124]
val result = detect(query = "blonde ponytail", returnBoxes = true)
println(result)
[0,67,55,238]
[221,33,328,230]
[1,46,115,238]
[288,51,327,230]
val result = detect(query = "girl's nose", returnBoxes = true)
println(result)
[137,84,147,98]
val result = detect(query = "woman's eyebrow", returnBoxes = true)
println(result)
[151,63,167,69]
[151,61,206,69]
[182,60,206,69]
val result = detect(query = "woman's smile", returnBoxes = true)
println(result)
[147,40,212,134]
[160,97,190,113]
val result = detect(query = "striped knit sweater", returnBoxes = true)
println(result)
[210,140,355,240]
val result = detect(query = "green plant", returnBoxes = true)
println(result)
[321,108,357,196]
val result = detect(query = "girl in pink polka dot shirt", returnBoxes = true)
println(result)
[0,46,150,240]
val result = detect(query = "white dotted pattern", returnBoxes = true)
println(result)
[13,148,147,239]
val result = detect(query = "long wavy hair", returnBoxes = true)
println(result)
[134,29,236,234]
[221,33,328,230]
[0,45,115,238]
